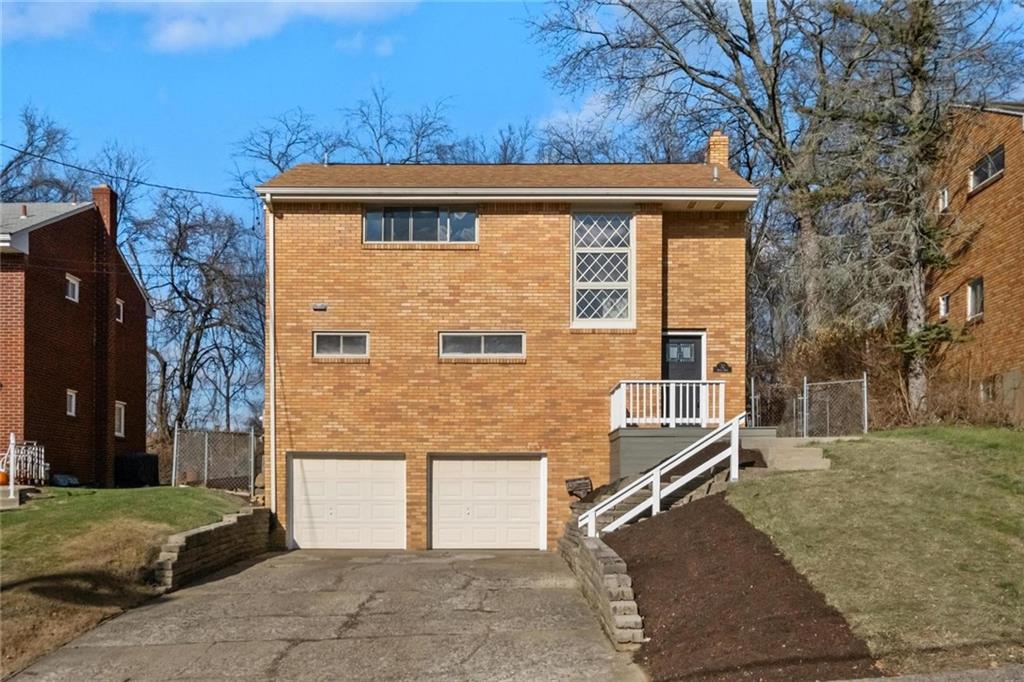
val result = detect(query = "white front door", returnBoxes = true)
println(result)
[431,456,544,549]
[290,455,406,549]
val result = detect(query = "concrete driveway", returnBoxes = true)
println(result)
[15,550,645,681]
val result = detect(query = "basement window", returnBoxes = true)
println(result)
[66,389,77,417]
[364,208,477,243]
[313,332,369,358]
[439,332,525,358]
[65,274,80,302]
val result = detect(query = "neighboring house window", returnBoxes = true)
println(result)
[364,208,477,243]
[980,376,999,403]
[66,389,77,417]
[938,293,950,318]
[967,277,984,319]
[313,332,369,358]
[65,274,80,302]
[937,186,949,213]
[439,332,525,358]
[115,298,124,323]
[114,401,126,438]
[969,145,1004,191]
[572,212,633,326]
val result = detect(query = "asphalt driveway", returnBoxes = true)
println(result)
[14,550,645,681]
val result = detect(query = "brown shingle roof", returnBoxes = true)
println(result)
[258,163,753,190]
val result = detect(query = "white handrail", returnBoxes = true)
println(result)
[580,413,745,537]
[610,380,727,431]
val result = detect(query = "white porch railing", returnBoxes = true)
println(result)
[2,434,47,496]
[580,413,745,538]
[610,380,726,431]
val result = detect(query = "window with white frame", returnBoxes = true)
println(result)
[967,277,984,319]
[115,298,124,323]
[571,212,633,326]
[364,208,477,243]
[66,389,77,417]
[313,332,369,358]
[969,146,1004,191]
[938,293,950,318]
[65,274,80,302]
[114,401,126,437]
[938,186,949,212]
[439,332,525,358]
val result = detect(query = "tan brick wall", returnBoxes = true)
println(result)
[267,202,746,548]
[929,110,1024,421]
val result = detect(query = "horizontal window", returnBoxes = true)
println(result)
[970,145,1004,191]
[439,332,525,357]
[313,332,369,358]
[364,208,476,243]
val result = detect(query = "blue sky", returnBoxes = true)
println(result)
[2,1,566,212]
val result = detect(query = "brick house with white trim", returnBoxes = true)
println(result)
[258,131,756,550]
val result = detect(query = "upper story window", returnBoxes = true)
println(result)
[571,212,634,327]
[967,277,984,319]
[937,186,949,213]
[969,145,1004,192]
[938,293,950,318]
[65,274,80,302]
[364,208,476,243]
[439,332,525,358]
[114,401,126,438]
[313,332,369,358]
[115,298,125,323]
[66,389,77,417]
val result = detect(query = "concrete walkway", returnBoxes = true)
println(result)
[14,550,645,681]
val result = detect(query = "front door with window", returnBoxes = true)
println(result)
[663,335,704,424]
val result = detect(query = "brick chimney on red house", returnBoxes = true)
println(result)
[91,184,117,242]
[91,184,119,486]
[707,130,729,167]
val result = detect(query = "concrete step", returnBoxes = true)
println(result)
[0,495,20,511]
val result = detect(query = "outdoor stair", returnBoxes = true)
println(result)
[0,486,42,511]
[742,436,831,471]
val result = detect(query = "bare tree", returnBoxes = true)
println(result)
[0,105,85,201]
[340,86,453,163]
[88,141,151,273]
[233,107,343,191]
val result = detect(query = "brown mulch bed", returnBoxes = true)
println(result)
[604,495,881,682]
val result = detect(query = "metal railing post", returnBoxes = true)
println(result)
[203,432,210,486]
[171,423,179,487]
[249,427,256,498]
[862,371,869,434]
[650,466,661,516]
[802,376,809,438]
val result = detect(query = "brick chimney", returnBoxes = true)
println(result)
[707,130,729,168]
[91,185,117,242]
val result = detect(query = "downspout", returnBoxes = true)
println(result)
[264,193,277,515]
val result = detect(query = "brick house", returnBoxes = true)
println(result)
[258,131,757,550]
[929,103,1024,423]
[0,186,152,485]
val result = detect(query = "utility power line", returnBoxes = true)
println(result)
[0,142,254,201]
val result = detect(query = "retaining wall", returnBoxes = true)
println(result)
[153,507,272,591]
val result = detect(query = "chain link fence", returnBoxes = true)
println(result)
[751,374,868,437]
[171,427,261,495]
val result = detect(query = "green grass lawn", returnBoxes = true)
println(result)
[0,486,247,676]
[727,426,1024,675]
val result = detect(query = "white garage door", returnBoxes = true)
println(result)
[290,455,406,549]
[431,456,544,549]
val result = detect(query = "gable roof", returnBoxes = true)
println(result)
[0,200,154,317]
[256,163,758,210]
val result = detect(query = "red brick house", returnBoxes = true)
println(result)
[1,186,152,485]
[257,131,757,550]
[929,103,1024,423]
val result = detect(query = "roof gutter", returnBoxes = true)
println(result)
[951,103,1024,129]
[252,185,760,204]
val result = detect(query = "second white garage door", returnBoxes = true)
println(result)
[290,455,406,549]
[431,456,544,549]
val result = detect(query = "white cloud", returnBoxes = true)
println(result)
[1,1,416,52]
[336,29,400,57]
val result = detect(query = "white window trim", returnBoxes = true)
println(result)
[363,207,479,244]
[967,278,984,320]
[65,273,80,302]
[114,401,126,438]
[937,186,949,213]
[115,298,124,323]
[438,331,526,358]
[938,293,950,319]
[570,212,637,330]
[312,331,370,358]
[66,389,77,417]
[968,146,1005,194]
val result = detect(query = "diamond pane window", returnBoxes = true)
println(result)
[572,213,633,325]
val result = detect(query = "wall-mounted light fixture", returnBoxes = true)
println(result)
[311,303,328,312]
